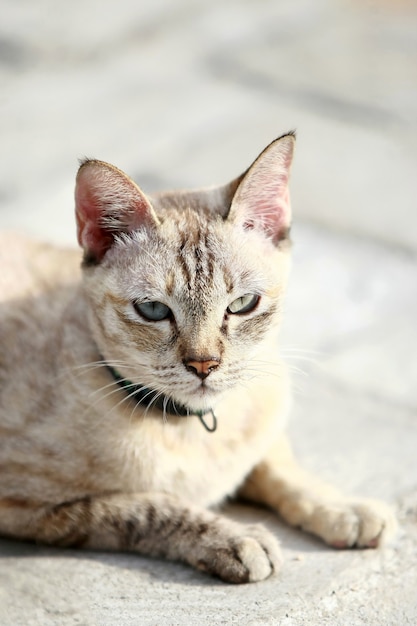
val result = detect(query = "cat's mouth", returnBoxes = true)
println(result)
[180,380,225,411]
[191,379,220,397]
[196,379,211,392]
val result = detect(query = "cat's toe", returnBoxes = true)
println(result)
[312,499,397,549]
[245,523,283,573]
[350,499,397,548]
[231,527,282,583]
[234,536,275,582]
[196,524,282,584]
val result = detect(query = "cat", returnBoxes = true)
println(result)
[0,132,396,583]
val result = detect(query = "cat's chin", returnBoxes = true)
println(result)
[178,384,223,413]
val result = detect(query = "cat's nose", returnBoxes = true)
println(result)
[184,358,220,380]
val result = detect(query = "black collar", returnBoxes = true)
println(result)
[105,364,217,432]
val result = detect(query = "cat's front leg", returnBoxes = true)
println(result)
[240,435,397,549]
[1,493,281,583]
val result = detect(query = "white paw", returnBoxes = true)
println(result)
[305,498,397,549]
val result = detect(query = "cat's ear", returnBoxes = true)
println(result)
[75,159,159,262]
[227,132,295,244]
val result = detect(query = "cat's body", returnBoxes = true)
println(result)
[0,135,396,583]
[0,234,287,507]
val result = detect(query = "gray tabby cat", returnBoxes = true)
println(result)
[0,133,396,583]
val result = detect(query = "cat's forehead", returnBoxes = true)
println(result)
[125,205,229,262]
[138,209,243,287]
[108,207,275,304]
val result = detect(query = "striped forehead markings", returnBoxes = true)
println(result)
[177,224,217,293]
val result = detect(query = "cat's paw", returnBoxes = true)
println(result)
[195,522,282,584]
[305,498,397,549]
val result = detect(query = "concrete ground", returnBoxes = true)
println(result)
[0,1,416,624]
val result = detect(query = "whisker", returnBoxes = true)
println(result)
[88,375,137,399]
[129,387,162,422]
[280,355,322,366]
[57,360,144,384]
[106,383,158,421]
[84,379,152,415]
[162,395,169,425]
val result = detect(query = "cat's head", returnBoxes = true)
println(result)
[74,133,294,412]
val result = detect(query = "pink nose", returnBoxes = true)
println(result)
[184,358,220,380]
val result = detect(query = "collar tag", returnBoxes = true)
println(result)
[197,409,217,433]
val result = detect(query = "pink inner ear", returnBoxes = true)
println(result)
[230,134,294,244]
[74,160,157,262]
[242,177,290,242]
[75,184,114,262]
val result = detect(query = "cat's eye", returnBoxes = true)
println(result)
[227,294,260,315]
[134,301,172,321]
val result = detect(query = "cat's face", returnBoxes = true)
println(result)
[82,206,291,411]
[76,134,294,411]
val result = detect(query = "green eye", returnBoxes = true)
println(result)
[227,294,260,315]
[134,301,171,321]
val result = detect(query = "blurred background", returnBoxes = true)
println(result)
[0,0,416,249]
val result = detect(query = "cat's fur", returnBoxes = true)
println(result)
[0,134,396,583]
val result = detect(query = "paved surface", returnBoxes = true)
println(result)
[0,1,416,624]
